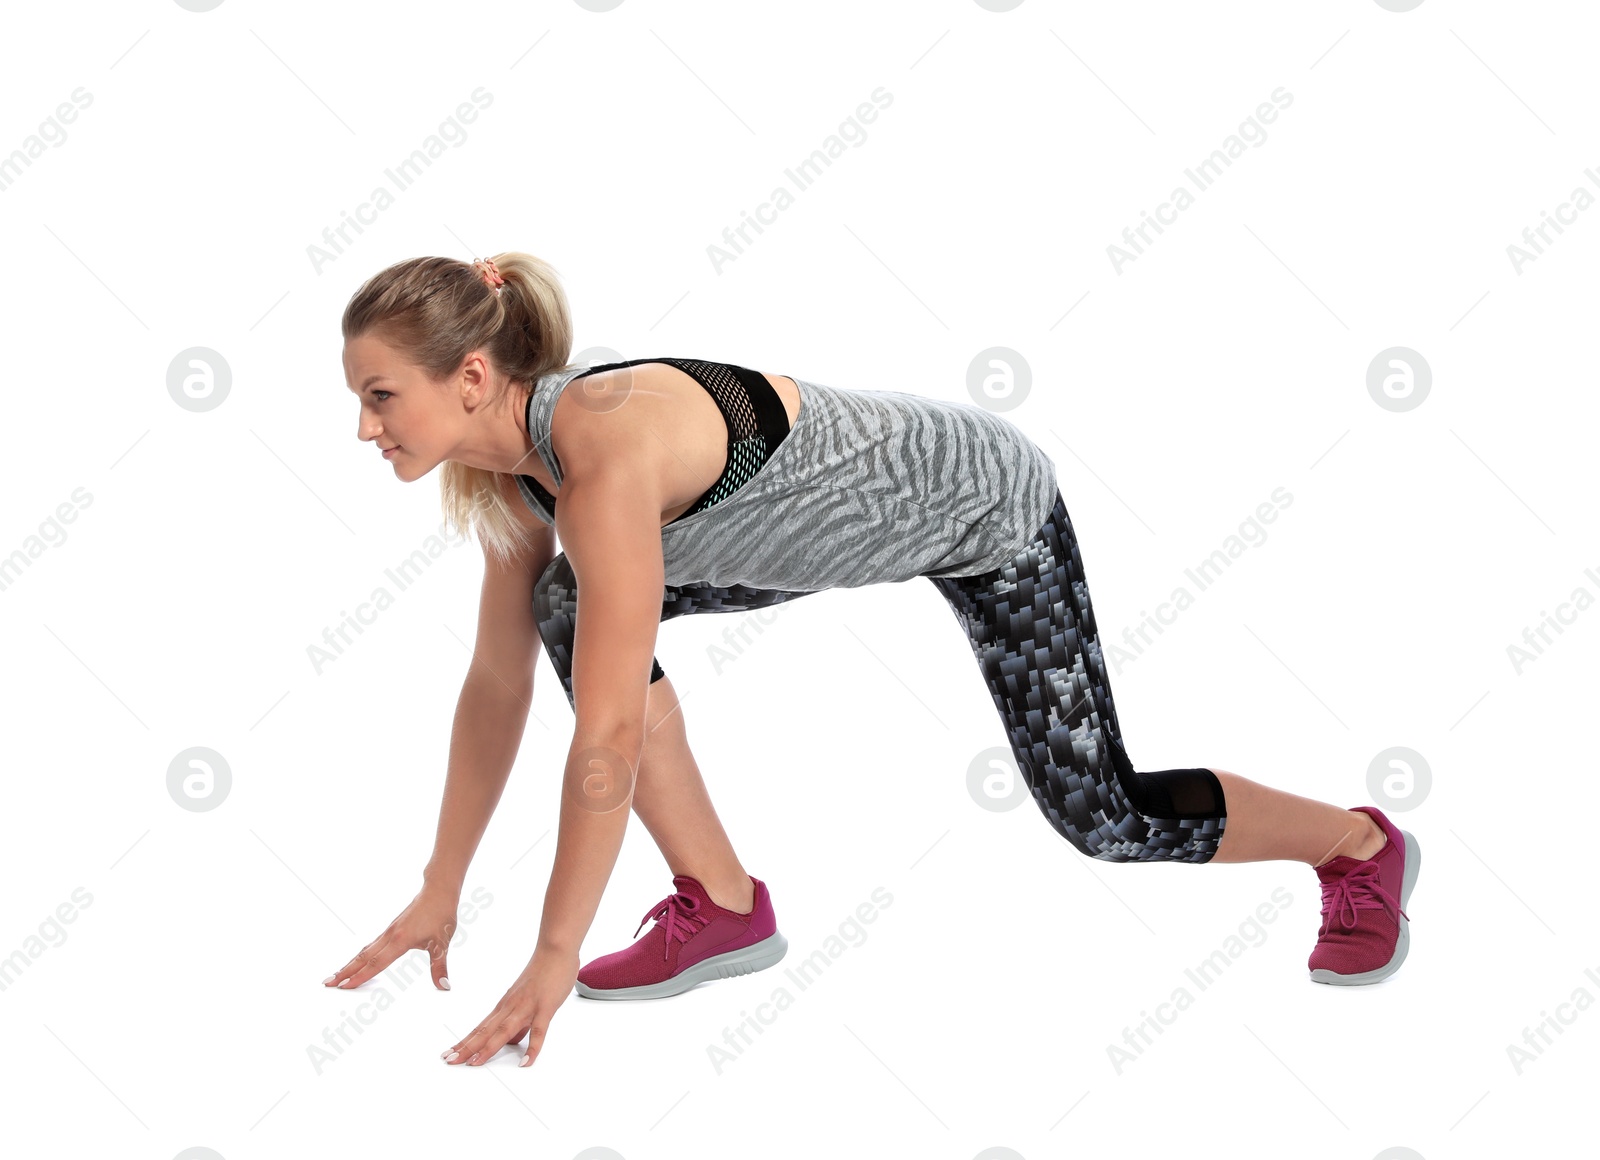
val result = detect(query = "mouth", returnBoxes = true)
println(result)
[381,445,402,459]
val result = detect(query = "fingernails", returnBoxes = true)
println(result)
[519,1053,531,1067]
[440,1049,452,1059]
[438,976,451,991]
[322,975,336,985]
[444,1051,459,1062]
[337,978,354,988]
[468,1053,481,1065]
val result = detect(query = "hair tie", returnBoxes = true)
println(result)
[473,257,505,290]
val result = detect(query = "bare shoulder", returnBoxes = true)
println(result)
[550,361,802,468]
[547,363,684,480]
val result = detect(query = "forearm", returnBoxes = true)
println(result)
[421,665,536,900]
[534,725,645,957]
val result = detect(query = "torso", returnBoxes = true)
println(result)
[520,362,802,530]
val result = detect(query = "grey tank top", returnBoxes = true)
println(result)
[515,361,1059,592]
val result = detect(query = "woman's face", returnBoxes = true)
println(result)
[343,334,458,482]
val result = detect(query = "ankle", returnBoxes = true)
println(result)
[1313,813,1387,867]
[706,876,755,915]
[1343,812,1388,862]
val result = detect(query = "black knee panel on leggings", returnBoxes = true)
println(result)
[1110,743,1226,820]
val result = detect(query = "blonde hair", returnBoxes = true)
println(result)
[341,252,574,564]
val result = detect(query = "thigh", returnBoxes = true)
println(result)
[658,578,822,623]
[533,553,825,704]
[928,488,1129,755]
[536,554,823,626]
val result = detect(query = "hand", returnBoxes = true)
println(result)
[324,886,461,992]
[442,949,580,1068]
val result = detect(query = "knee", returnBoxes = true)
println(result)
[1049,747,1227,864]
[1124,766,1228,821]
[643,669,680,735]
[1106,739,1225,822]
[534,553,667,700]
[531,553,574,630]
[1097,762,1227,864]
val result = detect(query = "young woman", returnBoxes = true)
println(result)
[323,252,1422,1070]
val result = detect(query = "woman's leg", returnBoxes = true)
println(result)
[532,555,819,910]
[1207,771,1386,865]
[929,489,1377,867]
[630,672,756,913]
[929,489,1225,862]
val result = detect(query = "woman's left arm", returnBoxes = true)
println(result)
[443,447,668,1068]
[537,462,667,954]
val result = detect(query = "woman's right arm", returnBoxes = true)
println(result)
[325,479,556,991]
[420,510,556,901]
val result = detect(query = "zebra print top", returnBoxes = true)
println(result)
[514,357,1059,592]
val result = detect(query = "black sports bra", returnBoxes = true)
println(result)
[519,357,792,526]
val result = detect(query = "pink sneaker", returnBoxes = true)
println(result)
[1308,805,1421,985]
[575,874,788,1000]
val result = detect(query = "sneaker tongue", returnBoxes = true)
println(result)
[1314,855,1367,883]
[670,875,715,910]
[634,877,715,945]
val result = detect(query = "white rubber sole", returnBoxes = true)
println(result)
[574,931,790,1001]
[1310,829,1421,986]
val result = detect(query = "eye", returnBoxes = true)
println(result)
[372,390,393,402]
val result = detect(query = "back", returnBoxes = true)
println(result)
[517,363,1058,591]
[656,375,1058,590]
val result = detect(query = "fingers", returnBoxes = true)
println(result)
[427,937,451,991]
[444,1011,540,1067]
[324,930,401,990]
[518,1024,547,1067]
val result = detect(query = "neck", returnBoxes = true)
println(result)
[505,381,538,475]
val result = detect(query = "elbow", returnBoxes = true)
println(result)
[567,719,646,813]
[572,717,647,770]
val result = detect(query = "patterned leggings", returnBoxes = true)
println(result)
[531,488,1227,864]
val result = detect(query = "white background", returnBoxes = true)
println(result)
[1,1,1593,1157]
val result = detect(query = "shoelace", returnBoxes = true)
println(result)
[1318,863,1408,936]
[635,892,713,960]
